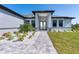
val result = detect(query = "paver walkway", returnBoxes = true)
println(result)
[33,31,57,54]
[0,31,57,54]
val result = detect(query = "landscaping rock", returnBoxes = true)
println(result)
[0,31,57,54]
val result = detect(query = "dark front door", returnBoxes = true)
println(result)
[39,21,47,30]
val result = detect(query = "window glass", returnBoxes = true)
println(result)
[31,20,35,27]
[59,20,63,27]
[53,20,57,27]
[24,20,29,24]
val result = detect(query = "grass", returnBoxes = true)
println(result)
[48,32,79,54]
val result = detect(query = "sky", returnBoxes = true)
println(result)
[2,4,79,24]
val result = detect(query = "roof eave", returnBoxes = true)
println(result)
[32,10,55,15]
[0,5,25,19]
[52,17,75,19]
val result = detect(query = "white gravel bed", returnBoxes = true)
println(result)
[0,31,57,54]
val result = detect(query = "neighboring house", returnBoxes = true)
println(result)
[0,5,75,31]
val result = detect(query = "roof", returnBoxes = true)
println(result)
[23,14,35,19]
[32,10,55,15]
[23,14,34,17]
[52,16,75,19]
[0,5,75,19]
[0,5,25,19]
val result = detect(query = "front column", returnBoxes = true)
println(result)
[48,13,52,31]
[29,20,31,25]
[35,13,39,31]
[57,20,59,31]
[57,20,59,27]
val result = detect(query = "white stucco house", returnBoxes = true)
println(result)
[0,5,75,32]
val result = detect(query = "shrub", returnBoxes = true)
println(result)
[28,24,34,31]
[18,35,24,41]
[2,32,11,37]
[2,32,14,40]
[0,37,4,40]
[32,31,35,36]
[28,35,32,39]
[15,31,27,41]
[23,32,28,37]
[15,31,19,36]
[8,36,14,40]
[19,23,34,33]
[19,24,28,33]
[2,33,7,36]
[32,28,35,31]
[28,31,36,39]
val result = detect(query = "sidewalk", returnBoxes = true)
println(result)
[31,31,57,54]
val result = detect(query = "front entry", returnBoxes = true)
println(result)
[39,21,47,30]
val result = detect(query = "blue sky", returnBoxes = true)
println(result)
[3,4,79,24]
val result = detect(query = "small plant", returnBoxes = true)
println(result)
[8,35,14,40]
[0,36,4,40]
[28,35,32,39]
[28,24,34,31]
[2,32,11,37]
[18,35,24,41]
[15,32,19,36]
[32,28,35,31]
[28,31,36,39]
[19,23,34,33]
[2,33,7,36]
[23,32,28,37]
[7,32,13,40]
[2,32,14,40]
[15,31,27,41]
[25,32,28,35]
[19,23,28,32]
[32,31,35,36]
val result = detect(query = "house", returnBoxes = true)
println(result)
[0,5,75,32]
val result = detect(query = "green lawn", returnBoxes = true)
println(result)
[48,32,79,54]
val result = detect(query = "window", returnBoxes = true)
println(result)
[24,20,29,24]
[59,20,63,27]
[31,20,35,27]
[53,20,57,27]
